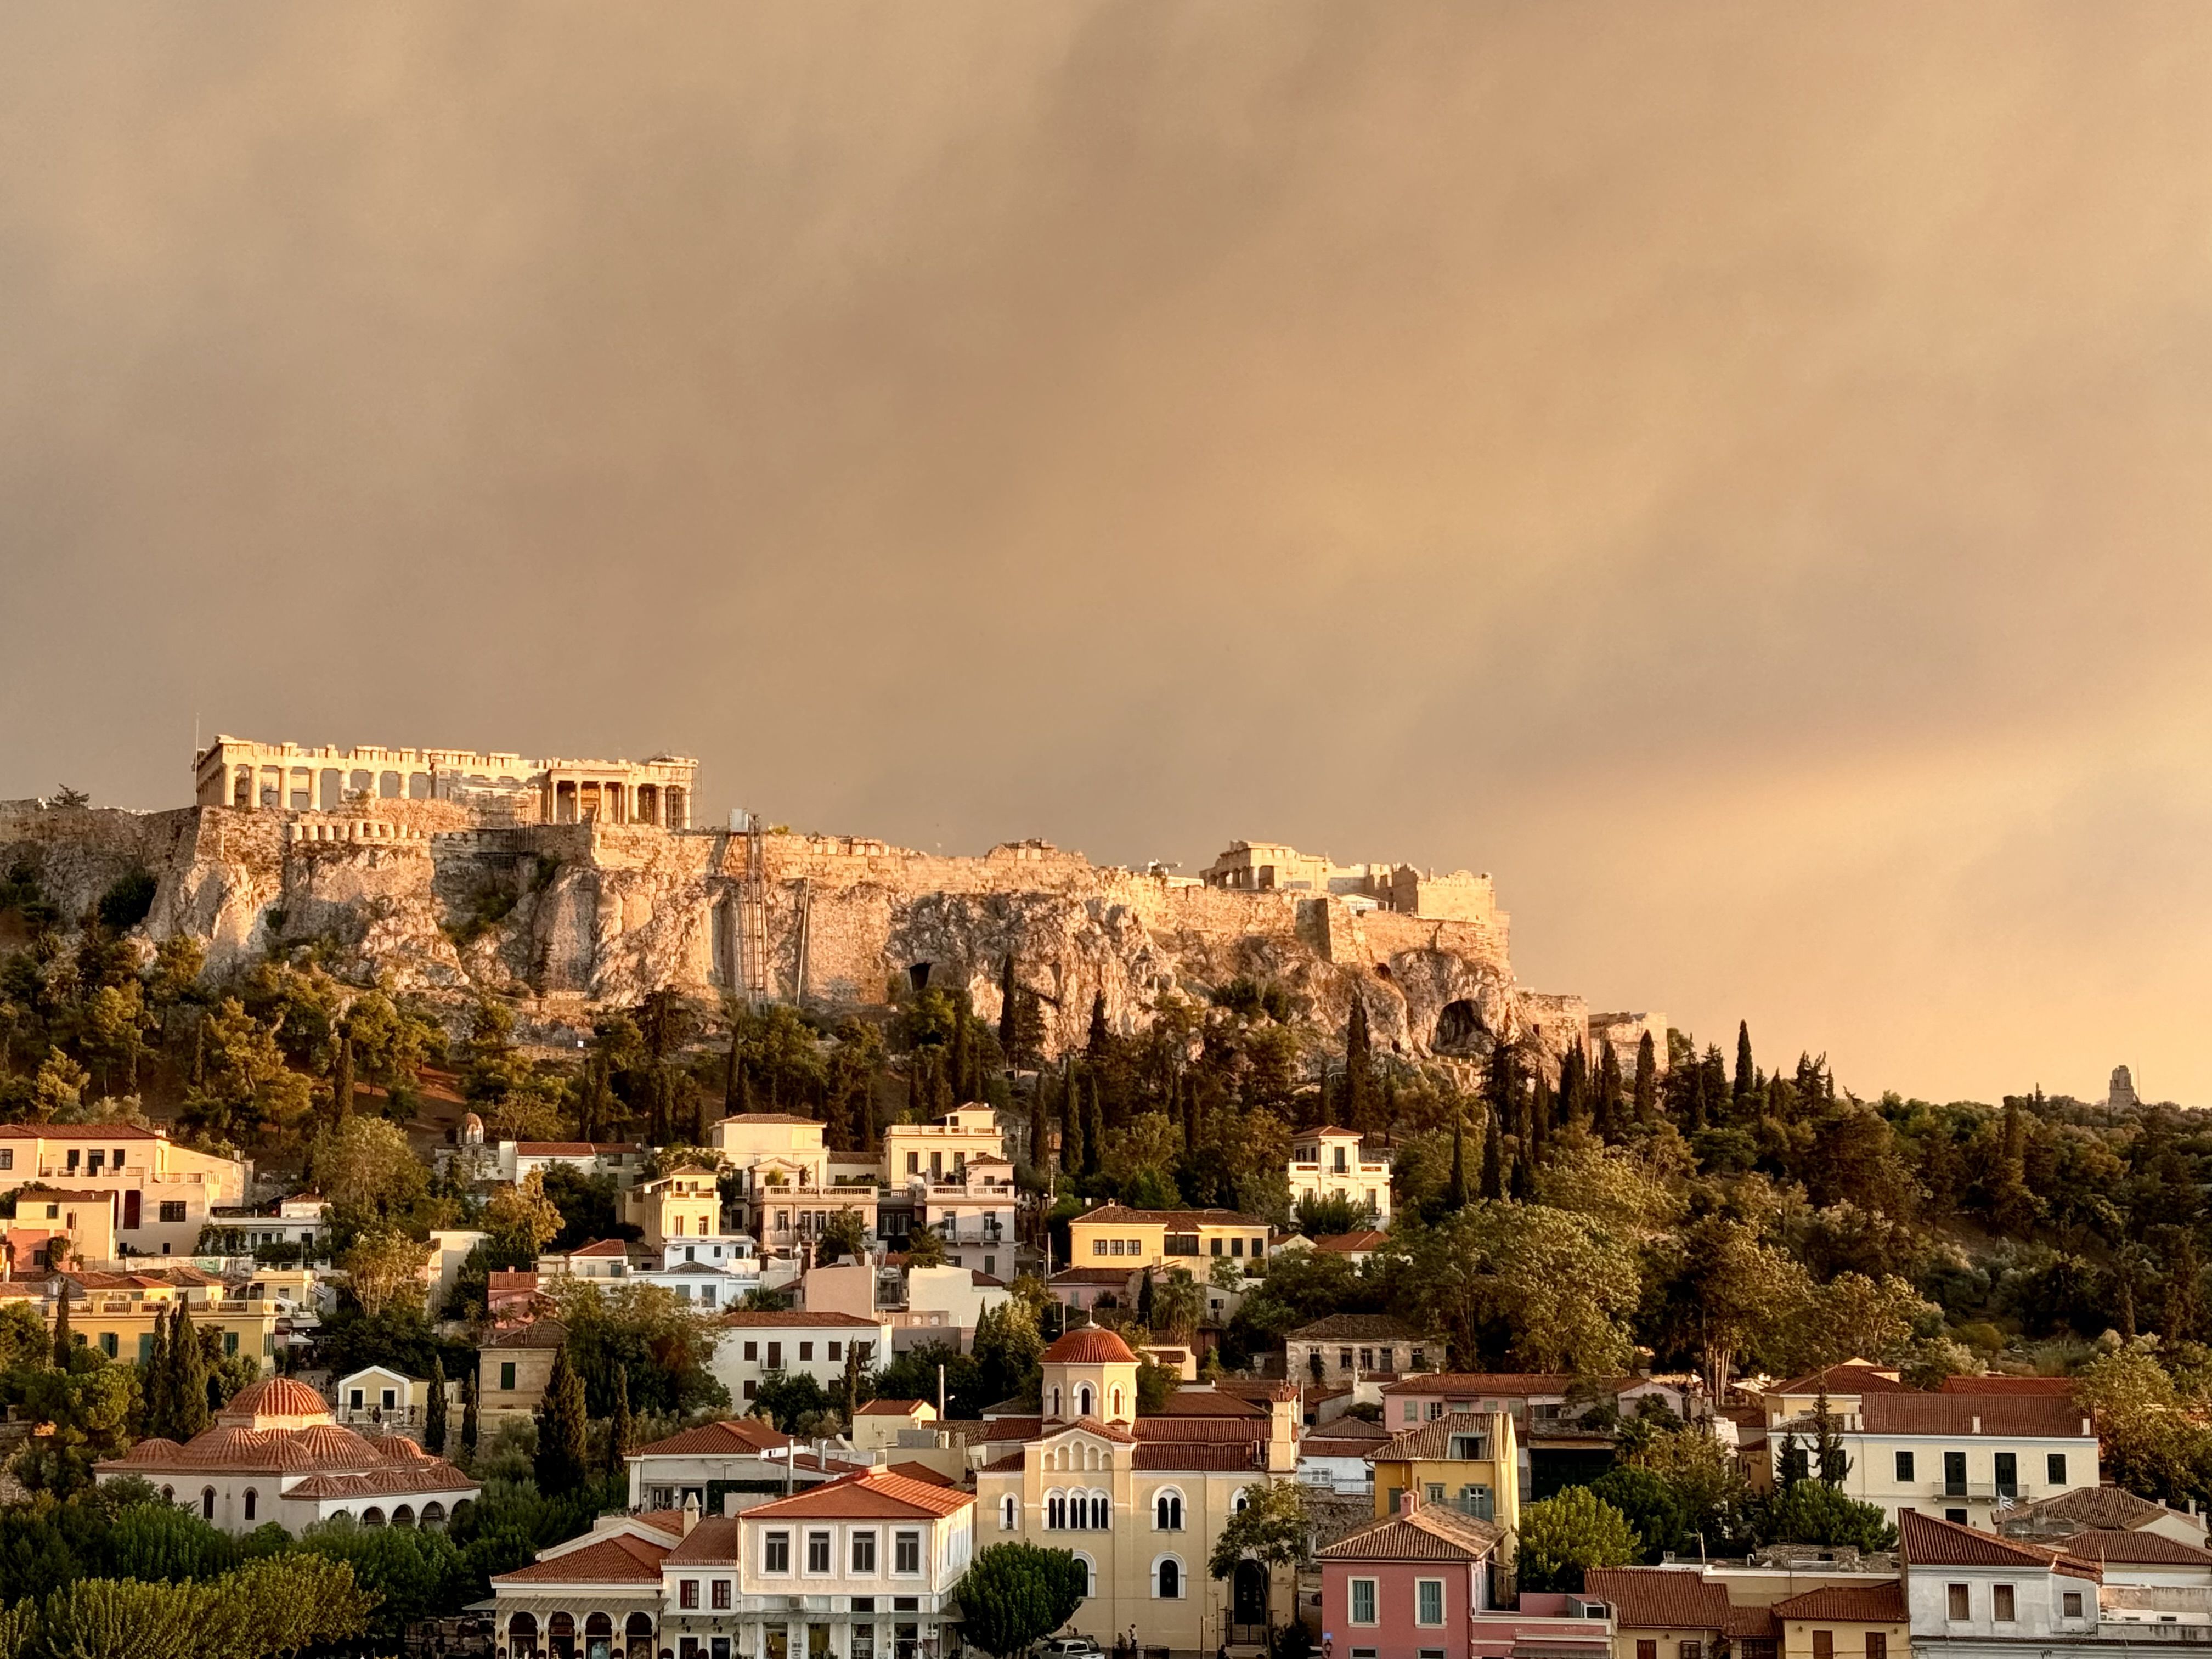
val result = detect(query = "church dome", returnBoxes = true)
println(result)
[1042,1327,1138,1365]
[217,1375,332,1429]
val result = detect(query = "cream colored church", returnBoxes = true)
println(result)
[968,1327,1303,1652]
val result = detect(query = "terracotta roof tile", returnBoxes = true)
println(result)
[1286,1314,1425,1341]
[1857,1395,2092,1438]
[1133,1418,1267,1443]
[2050,1529,2212,1566]
[856,1400,930,1417]
[495,1532,673,1585]
[2015,1487,2177,1531]
[1318,1506,1503,1562]
[1376,1411,1507,1462]
[1041,1327,1138,1365]
[1130,1443,1263,1471]
[743,1470,974,1520]
[484,1319,569,1348]
[1899,1510,2101,1579]
[1313,1231,1390,1254]
[883,1462,957,1486]
[1771,1585,1906,1622]
[630,1419,792,1458]
[1940,1374,2080,1396]
[1073,1205,1270,1228]
[718,1311,882,1329]
[1583,1568,1733,1631]
[1381,1373,1596,1397]
[516,1143,642,1156]
[1768,1362,1914,1397]
[1150,1390,1266,1419]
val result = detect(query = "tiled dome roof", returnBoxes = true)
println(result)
[117,1437,183,1464]
[217,1376,331,1427]
[377,1435,432,1462]
[1042,1327,1138,1365]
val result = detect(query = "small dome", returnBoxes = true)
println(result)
[123,1437,183,1463]
[217,1375,332,1427]
[378,1435,432,1462]
[462,1112,484,1144]
[1042,1327,1138,1365]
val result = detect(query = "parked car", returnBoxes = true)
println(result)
[1038,1637,1104,1659]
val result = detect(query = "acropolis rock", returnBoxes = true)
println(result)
[0,738,1660,1069]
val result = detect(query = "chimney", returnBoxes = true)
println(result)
[681,1493,700,1537]
[1398,1488,1419,1517]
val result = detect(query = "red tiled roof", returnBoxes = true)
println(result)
[1043,1415,1137,1444]
[720,1113,823,1126]
[1131,1443,1262,1471]
[1583,1568,1733,1632]
[664,1517,740,1566]
[496,1531,673,1585]
[1940,1374,2079,1396]
[1771,1585,1907,1622]
[1150,1390,1265,1419]
[1376,1411,1506,1462]
[980,1451,1025,1474]
[719,1311,882,1329]
[744,1470,974,1520]
[1899,1510,2101,1579]
[488,1271,541,1294]
[1857,1395,2092,1438]
[566,1239,631,1257]
[630,1419,791,1458]
[1769,1362,1914,1397]
[1382,1373,1591,1396]
[977,1417,1043,1442]
[1318,1505,1502,1562]
[2051,1529,2212,1566]
[0,1124,162,1139]
[883,1462,957,1486]
[1048,1268,1139,1287]
[1313,1231,1390,1254]
[1041,1327,1138,1365]
[856,1400,930,1417]
[2016,1487,2176,1531]
[484,1319,569,1348]
[1286,1314,1425,1341]
[1073,1205,1271,1228]
[1133,1418,1268,1443]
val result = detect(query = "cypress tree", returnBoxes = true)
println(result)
[724,1024,744,1117]
[172,1301,211,1437]
[1558,1047,1588,1131]
[1702,1045,1728,1124]
[332,1032,354,1123]
[997,953,1018,1056]
[461,1368,480,1458]
[1061,1063,1084,1176]
[1443,1115,1468,1211]
[951,991,973,1104]
[1087,993,1111,1063]
[50,1288,72,1369]
[1633,1032,1658,1126]
[426,1355,449,1456]
[606,1366,633,1477]
[1137,1267,1157,1331]
[928,1050,955,1118]
[1479,1107,1505,1201]
[1344,998,1373,1130]
[145,1302,171,1437]
[1595,1040,1622,1143]
[534,1345,589,1494]
[1029,1073,1052,1175]
[1084,1075,1104,1177]
[1734,1021,1755,1100]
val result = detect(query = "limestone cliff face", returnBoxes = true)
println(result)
[0,804,1583,1063]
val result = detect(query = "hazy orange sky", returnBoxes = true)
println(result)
[5,4,2211,1104]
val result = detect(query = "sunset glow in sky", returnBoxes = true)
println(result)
[7,5,2211,1103]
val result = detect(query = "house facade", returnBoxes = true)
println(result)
[1288,1128,1393,1224]
[0,1124,248,1260]
[1369,1411,1521,1528]
[1773,1395,2100,1527]
[1317,1498,1506,1659]
[1066,1206,1272,1273]
[1284,1315,1437,1386]
[710,1312,889,1407]
[657,1472,975,1659]
[493,1510,681,1659]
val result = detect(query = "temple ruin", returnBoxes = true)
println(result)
[191,736,696,828]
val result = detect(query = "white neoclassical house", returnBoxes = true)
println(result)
[96,1374,478,1535]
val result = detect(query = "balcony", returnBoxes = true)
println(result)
[1927,1481,2037,1504]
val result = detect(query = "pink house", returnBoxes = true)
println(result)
[1318,1499,1503,1659]
[1319,1498,1616,1659]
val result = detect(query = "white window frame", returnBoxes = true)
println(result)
[852,1529,878,1574]
[893,1529,923,1576]
[1152,1555,1184,1599]
[764,1530,792,1575]
[1415,1578,1446,1627]
[1154,1488,1185,1531]
[1350,1578,1379,1626]
[805,1530,834,1575]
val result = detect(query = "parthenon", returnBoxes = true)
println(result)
[190,736,697,827]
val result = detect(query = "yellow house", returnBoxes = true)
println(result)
[619,1166,722,1251]
[0,1123,249,1260]
[1369,1409,1520,1528]
[58,1273,280,1372]
[13,1186,121,1266]
[883,1105,1005,1183]
[1066,1205,1272,1272]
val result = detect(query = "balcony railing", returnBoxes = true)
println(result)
[1928,1481,2037,1503]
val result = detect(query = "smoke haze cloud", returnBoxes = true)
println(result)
[6,3,2212,1102]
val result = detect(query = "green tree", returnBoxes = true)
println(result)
[956,1543,1091,1658]
[1387,1201,1641,1373]
[14,1366,138,1497]
[1207,1480,1308,1652]
[1587,1465,1691,1562]
[533,1345,589,1494]
[1632,1032,1658,1125]
[1752,1480,1896,1552]
[51,1286,72,1368]
[607,1365,634,1476]
[1344,997,1374,1131]
[332,1030,355,1122]
[461,1367,479,1457]
[972,1300,1045,1408]
[425,1355,448,1456]
[1734,1022,1755,1101]
[171,1301,211,1438]
[1515,1487,1641,1592]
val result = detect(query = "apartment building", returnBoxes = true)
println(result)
[1769,1393,2099,1527]
[710,1311,890,1406]
[1066,1205,1272,1272]
[654,1472,975,1659]
[1369,1410,1522,1527]
[1317,1498,1510,1659]
[712,1114,880,1259]
[1288,1127,1393,1224]
[623,1167,725,1252]
[1285,1314,1437,1385]
[0,1124,247,1260]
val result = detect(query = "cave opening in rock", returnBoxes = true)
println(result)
[1434,998,1487,1054]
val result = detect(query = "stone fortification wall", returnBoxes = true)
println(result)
[0,810,1596,1065]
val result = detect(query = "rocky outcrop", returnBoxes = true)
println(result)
[0,803,1582,1064]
